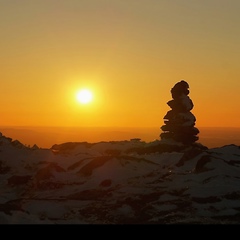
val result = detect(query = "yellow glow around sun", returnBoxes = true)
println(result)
[76,89,93,104]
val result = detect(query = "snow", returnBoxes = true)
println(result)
[1,133,240,224]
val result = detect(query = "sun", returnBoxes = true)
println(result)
[76,89,93,104]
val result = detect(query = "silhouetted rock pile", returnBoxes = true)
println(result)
[160,80,199,144]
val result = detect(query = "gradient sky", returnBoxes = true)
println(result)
[1,0,240,128]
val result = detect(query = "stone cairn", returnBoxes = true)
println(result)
[160,80,199,144]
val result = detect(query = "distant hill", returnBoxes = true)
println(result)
[0,126,240,149]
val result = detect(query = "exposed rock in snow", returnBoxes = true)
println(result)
[0,132,240,224]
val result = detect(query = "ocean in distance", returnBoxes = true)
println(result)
[0,126,240,149]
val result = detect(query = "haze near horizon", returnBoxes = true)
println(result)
[1,126,240,149]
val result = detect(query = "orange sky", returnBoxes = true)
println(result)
[1,0,240,128]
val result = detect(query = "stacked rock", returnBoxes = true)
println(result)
[160,80,199,144]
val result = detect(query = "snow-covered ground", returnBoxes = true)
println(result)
[1,133,240,224]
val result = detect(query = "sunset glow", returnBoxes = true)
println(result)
[0,0,240,130]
